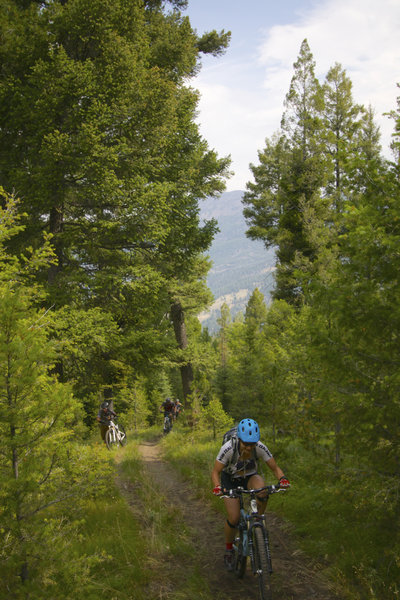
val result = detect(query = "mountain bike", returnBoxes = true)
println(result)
[163,414,173,435]
[105,420,127,449]
[222,484,287,600]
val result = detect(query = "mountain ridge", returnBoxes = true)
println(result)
[199,190,275,331]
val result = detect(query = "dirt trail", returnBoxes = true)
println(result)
[117,440,343,600]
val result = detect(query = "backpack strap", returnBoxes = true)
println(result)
[231,435,239,466]
[227,436,258,474]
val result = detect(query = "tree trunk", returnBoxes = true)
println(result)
[170,300,193,399]
[48,205,63,285]
[335,420,341,470]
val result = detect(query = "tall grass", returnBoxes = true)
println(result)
[69,495,149,600]
[117,439,217,599]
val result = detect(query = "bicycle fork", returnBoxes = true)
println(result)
[264,526,273,574]
[248,520,273,576]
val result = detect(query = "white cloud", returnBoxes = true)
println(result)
[259,0,400,116]
[194,0,400,191]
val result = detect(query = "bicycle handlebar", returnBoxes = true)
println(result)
[220,484,288,499]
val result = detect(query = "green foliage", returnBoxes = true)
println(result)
[0,190,113,592]
[199,397,233,439]
[115,377,151,431]
[196,29,231,57]
[0,0,230,414]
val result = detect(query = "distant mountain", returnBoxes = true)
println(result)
[199,190,276,332]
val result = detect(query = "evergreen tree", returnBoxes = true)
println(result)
[214,303,233,411]
[322,62,364,208]
[244,40,328,304]
[0,190,107,592]
[0,0,231,409]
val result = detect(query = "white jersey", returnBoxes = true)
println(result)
[216,440,273,478]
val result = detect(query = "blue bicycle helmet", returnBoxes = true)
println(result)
[237,418,260,443]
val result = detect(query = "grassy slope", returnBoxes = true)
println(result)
[29,433,214,600]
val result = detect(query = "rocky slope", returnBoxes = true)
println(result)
[199,190,275,332]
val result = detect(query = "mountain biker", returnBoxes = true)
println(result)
[96,401,117,443]
[174,398,183,420]
[211,418,290,571]
[159,397,176,428]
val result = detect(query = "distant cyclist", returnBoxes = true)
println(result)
[174,399,183,420]
[211,418,290,571]
[96,401,117,443]
[159,397,175,429]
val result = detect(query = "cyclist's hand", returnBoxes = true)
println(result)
[279,476,290,488]
[212,485,222,496]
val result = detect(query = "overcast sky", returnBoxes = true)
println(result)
[183,0,400,191]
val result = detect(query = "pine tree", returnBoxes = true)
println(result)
[322,62,364,208]
[244,40,328,304]
[0,190,108,592]
[0,0,231,408]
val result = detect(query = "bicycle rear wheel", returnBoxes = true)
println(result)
[105,428,118,450]
[253,526,272,600]
[234,527,247,578]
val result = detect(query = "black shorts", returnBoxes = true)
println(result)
[221,471,254,493]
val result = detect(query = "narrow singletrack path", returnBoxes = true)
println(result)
[117,440,343,600]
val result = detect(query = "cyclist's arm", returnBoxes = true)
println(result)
[265,457,285,480]
[211,459,224,488]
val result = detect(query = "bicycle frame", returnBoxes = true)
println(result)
[237,491,272,575]
[163,413,173,433]
[224,485,284,575]
[107,420,126,445]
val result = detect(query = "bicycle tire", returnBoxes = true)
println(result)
[118,424,127,446]
[234,527,247,578]
[105,428,118,450]
[253,526,272,600]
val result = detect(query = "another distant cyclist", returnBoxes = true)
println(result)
[96,401,117,443]
[159,397,176,429]
[211,418,290,571]
[174,398,183,420]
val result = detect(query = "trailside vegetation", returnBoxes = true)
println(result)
[0,0,231,592]
[1,2,400,596]
[0,0,230,415]
[0,190,113,597]
[213,41,400,599]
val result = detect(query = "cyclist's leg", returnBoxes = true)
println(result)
[223,497,240,544]
[247,473,268,515]
[223,497,240,571]
[100,424,108,442]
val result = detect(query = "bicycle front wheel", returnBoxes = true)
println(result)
[118,424,127,446]
[234,527,247,578]
[253,526,272,600]
[105,428,118,450]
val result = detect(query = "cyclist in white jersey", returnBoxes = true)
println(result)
[211,418,290,570]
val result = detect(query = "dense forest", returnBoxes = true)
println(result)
[1,1,399,598]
